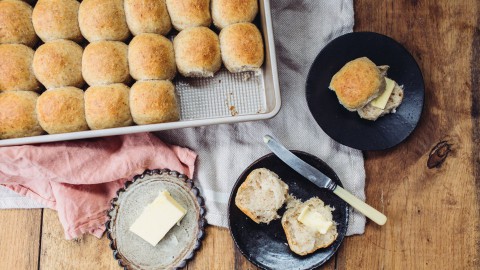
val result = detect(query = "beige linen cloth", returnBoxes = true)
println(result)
[162,0,366,235]
[0,0,366,235]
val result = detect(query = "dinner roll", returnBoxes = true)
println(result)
[78,0,130,42]
[0,44,39,92]
[0,0,38,47]
[282,198,338,256]
[84,84,133,129]
[130,80,179,125]
[33,40,84,89]
[173,27,221,77]
[357,81,404,121]
[165,0,211,31]
[212,0,258,29]
[329,57,387,111]
[235,168,289,224]
[82,41,130,86]
[0,91,43,139]
[220,23,264,73]
[124,0,171,36]
[36,87,88,134]
[128,34,176,81]
[32,0,82,42]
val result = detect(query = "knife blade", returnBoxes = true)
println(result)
[263,135,337,191]
[263,135,387,226]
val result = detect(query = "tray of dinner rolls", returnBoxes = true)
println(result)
[0,0,280,146]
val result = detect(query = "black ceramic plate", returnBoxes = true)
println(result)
[228,151,348,270]
[306,32,425,151]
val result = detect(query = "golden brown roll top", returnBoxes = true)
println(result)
[78,0,130,42]
[128,34,176,81]
[33,40,84,89]
[82,41,130,86]
[329,57,386,111]
[84,83,133,130]
[124,0,171,36]
[130,80,179,125]
[32,0,82,42]
[0,0,38,47]
[36,87,89,134]
[165,0,211,31]
[173,27,221,77]
[219,22,264,73]
[212,0,258,29]
[0,91,43,139]
[0,44,40,92]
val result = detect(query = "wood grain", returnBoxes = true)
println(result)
[0,209,41,270]
[346,0,480,269]
[471,8,480,270]
[39,209,119,270]
[186,226,235,269]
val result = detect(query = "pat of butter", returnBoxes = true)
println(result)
[370,77,395,109]
[297,206,332,234]
[129,190,187,246]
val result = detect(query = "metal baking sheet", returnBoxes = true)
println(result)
[0,0,280,146]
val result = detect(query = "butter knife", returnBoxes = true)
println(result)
[263,135,387,226]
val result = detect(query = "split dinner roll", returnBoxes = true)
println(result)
[329,57,387,111]
[165,0,211,31]
[0,91,43,139]
[0,44,39,92]
[33,40,84,89]
[212,0,258,29]
[128,34,176,81]
[130,80,179,125]
[220,23,264,73]
[78,0,130,42]
[173,27,221,77]
[84,84,133,130]
[124,0,171,36]
[0,0,38,47]
[32,0,82,42]
[36,87,88,134]
[82,41,130,86]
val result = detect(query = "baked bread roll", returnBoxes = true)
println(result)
[0,0,38,47]
[0,91,43,139]
[235,168,289,224]
[357,82,404,121]
[130,80,179,125]
[282,198,338,256]
[165,0,211,31]
[128,34,176,81]
[219,22,264,73]
[329,57,387,111]
[84,84,133,129]
[33,40,84,89]
[78,0,130,42]
[32,0,82,42]
[82,41,130,86]
[124,0,171,36]
[36,87,88,134]
[0,44,39,92]
[212,0,258,29]
[173,27,221,77]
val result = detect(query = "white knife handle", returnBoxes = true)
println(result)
[333,186,387,226]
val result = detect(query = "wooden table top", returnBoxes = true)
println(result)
[1,0,479,269]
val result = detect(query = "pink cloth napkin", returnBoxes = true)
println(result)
[0,133,197,240]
